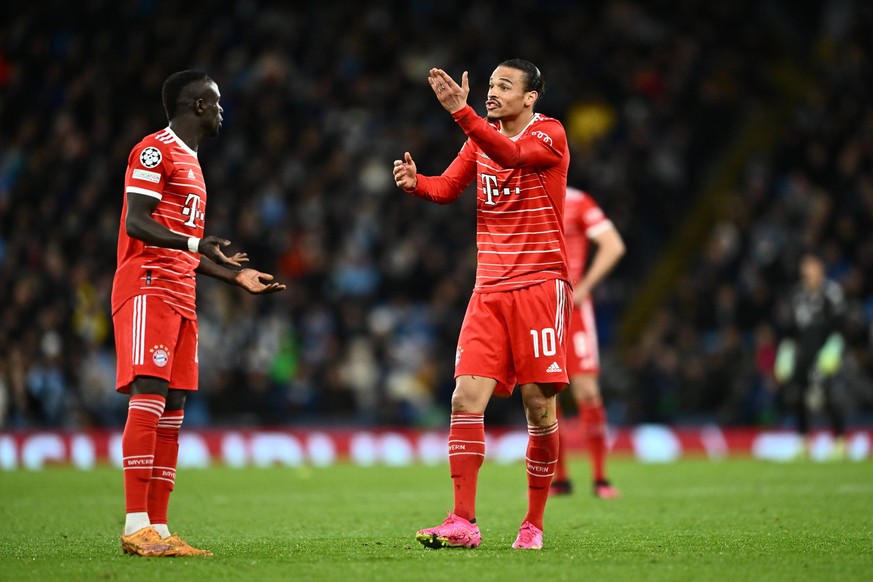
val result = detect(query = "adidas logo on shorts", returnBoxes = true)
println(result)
[546,362,562,373]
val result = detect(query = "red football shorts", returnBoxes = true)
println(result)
[455,279,572,397]
[113,294,199,393]
[567,296,600,376]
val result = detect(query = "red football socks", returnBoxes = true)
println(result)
[121,394,166,514]
[448,411,485,522]
[581,402,607,482]
[523,421,559,530]
[147,409,184,526]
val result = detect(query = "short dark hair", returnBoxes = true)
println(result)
[499,59,545,97]
[162,70,212,121]
[801,249,826,265]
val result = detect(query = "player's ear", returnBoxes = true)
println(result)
[525,91,538,108]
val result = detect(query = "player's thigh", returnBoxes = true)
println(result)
[168,316,198,391]
[113,295,185,393]
[455,292,515,395]
[507,280,572,388]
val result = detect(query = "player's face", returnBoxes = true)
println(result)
[485,66,531,122]
[800,255,824,289]
[199,81,223,138]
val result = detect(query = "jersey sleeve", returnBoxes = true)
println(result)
[581,195,613,239]
[451,105,567,169]
[407,141,477,204]
[124,141,172,200]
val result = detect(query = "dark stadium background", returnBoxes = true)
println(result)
[2,0,872,444]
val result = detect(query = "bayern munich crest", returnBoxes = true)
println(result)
[150,345,169,367]
[140,146,162,168]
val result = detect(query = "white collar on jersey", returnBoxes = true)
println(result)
[506,113,540,142]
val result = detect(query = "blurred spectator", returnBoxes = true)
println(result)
[626,0,873,427]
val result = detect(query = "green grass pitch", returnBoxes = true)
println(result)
[1,457,871,581]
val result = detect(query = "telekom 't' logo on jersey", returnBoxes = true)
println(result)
[481,174,520,206]
[182,193,204,227]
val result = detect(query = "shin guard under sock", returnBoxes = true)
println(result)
[523,421,559,530]
[147,409,184,526]
[122,394,166,514]
[448,412,485,522]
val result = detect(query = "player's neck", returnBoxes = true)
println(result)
[168,121,201,152]
[499,110,536,137]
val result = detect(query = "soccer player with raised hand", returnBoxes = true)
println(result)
[394,59,570,550]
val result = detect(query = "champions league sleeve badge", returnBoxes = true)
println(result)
[140,146,162,168]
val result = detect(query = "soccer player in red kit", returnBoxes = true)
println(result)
[393,59,571,550]
[112,70,285,557]
[550,186,625,499]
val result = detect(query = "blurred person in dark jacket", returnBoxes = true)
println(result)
[774,251,848,459]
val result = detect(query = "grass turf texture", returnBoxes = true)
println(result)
[1,458,871,581]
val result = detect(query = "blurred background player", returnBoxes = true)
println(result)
[550,187,625,498]
[394,59,570,550]
[774,251,848,459]
[113,70,285,557]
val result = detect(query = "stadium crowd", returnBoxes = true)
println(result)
[1,0,871,430]
[619,0,873,428]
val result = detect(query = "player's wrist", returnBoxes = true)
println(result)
[187,237,201,253]
[232,267,252,285]
[451,104,473,121]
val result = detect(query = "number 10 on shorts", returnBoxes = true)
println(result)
[530,328,557,358]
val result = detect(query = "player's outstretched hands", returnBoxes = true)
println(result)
[199,236,249,268]
[233,268,286,294]
[393,152,417,190]
[428,68,468,114]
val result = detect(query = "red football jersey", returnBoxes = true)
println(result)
[410,105,570,292]
[563,186,613,285]
[111,127,205,320]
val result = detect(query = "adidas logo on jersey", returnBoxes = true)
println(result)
[546,362,562,373]
[187,169,195,179]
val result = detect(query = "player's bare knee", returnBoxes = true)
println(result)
[450,389,485,413]
[571,375,600,403]
[520,384,557,425]
[166,389,187,411]
[451,376,493,412]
